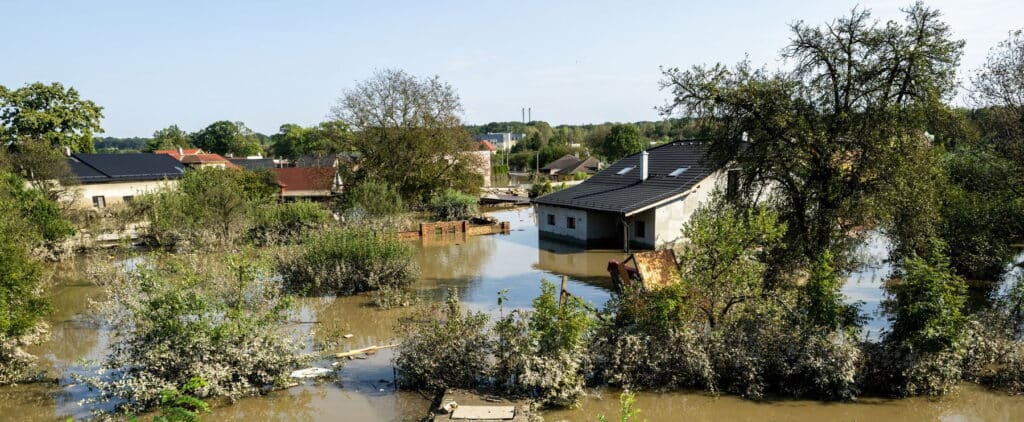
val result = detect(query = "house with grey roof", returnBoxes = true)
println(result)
[539,154,600,181]
[532,141,737,250]
[67,153,185,209]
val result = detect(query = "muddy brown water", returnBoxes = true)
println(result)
[1,207,1022,421]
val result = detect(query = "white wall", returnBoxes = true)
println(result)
[652,170,728,248]
[535,205,589,243]
[72,180,178,209]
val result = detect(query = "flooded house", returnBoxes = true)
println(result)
[66,152,185,209]
[533,141,736,250]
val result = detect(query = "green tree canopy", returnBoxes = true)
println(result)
[599,124,645,162]
[330,69,482,203]
[659,3,964,279]
[146,125,192,152]
[191,121,263,157]
[0,82,104,153]
[269,121,352,160]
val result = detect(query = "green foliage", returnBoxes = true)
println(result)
[0,171,75,242]
[249,201,329,245]
[153,377,210,422]
[870,249,969,396]
[279,228,417,296]
[0,82,104,152]
[799,252,862,331]
[518,280,594,407]
[331,69,482,203]
[146,125,192,152]
[660,3,965,280]
[597,125,645,162]
[529,181,554,198]
[86,253,305,414]
[343,180,406,217]
[191,121,262,156]
[428,188,478,221]
[677,197,785,328]
[597,390,643,422]
[269,121,352,160]
[395,289,491,392]
[130,168,278,247]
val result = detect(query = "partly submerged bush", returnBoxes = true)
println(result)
[395,289,491,392]
[86,253,306,414]
[343,180,406,217]
[249,201,329,245]
[279,228,417,296]
[428,188,478,221]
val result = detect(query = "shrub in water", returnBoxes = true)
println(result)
[249,201,329,245]
[86,253,306,414]
[279,228,417,296]
[428,188,478,221]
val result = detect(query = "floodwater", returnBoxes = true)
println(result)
[1,207,1022,421]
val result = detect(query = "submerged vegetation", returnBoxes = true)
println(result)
[85,253,306,414]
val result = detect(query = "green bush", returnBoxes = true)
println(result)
[529,181,553,198]
[279,228,417,296]
[428,188,478,221]
[85,253,305,414]
[395,289,491,392]
[250,201,329,245]
[343,180,405,217]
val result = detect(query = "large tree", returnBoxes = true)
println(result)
[659,3,963,280]
[269,121,352,160]
[330,69,482,202]
[145,124,191,152]
[598,124,646,162]
[191,121,263,157]
[0,82,104,153]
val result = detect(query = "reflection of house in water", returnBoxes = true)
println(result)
[536,238,625,284]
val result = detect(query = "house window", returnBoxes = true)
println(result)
[634,220,646,238]
[727,169,742,198]
[547,214,556,226]
[122,195,134,203]
[566,216,576,229]
[92,195,106,209]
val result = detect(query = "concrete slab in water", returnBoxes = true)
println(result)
[449,405,515,420]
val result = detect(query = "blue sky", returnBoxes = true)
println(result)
[2,0,1020,137]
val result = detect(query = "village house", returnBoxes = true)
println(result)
[272,167,342,201]
[539,154,600,182]
[532,141,738,250]
[154,148,239,169]
[66,153,185,209]
[476,132,524,152]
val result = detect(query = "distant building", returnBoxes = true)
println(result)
[476,132,524,152]
[273,167,342,200]
[477,140,498,154]
[227,157,277,170]
[154,148,239,169]
[67,153,185,209]
[533,141,736,250]
[539,154,600,182]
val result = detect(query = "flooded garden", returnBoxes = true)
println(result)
[1,207,1022,421]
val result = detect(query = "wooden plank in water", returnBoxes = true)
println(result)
[449,405,515,420]
[632,249,681,290]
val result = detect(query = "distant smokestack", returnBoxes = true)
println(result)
[522,108,525,123]
[640,151,649,181]
[528,108,531,122]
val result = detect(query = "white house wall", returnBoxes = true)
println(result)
[652,170,728,248]
[535,205,591,244]
[73,180,178,208]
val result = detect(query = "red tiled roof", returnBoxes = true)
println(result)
[478,140,497,151]
[154,149,204,161]
[273,167,336,191]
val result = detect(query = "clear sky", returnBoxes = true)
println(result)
[2,0,1020,137]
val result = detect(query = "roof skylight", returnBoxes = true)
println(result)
[668,167,690,177]
[616,166,635,175]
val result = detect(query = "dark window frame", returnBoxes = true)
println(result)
[547,214,556,226]
[566,216,576,229]
[92,195,106,209]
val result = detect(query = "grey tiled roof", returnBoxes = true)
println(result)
[228,158,276,170]
[532,141,718,214]
[68,153,186,183]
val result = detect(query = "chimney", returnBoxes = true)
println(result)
[177,147,184,155]
[640,150,649,181]
[741,131,749,142]
[63,146,71,157]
